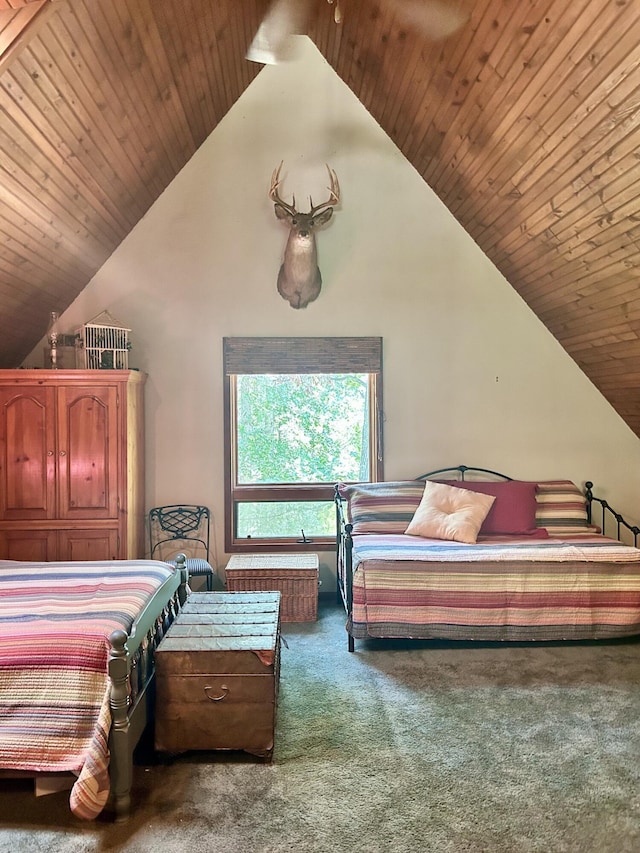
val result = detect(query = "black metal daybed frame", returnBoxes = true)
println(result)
[335,465,640,652]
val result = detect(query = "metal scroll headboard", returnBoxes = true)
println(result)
[416,464,512,482]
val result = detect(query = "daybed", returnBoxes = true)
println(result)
[335,466,640,651]
[0,555,189,820]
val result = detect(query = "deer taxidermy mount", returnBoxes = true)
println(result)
[269,162,340,309]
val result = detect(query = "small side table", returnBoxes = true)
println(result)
[155,591,281,759]
[225,553,319,622]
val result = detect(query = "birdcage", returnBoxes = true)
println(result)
[76,311,131,369]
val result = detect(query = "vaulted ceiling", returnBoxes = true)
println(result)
[2,0,640,435]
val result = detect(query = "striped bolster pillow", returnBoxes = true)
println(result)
[534,480,590,533]
[337,481,425,534]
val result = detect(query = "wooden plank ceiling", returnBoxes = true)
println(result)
[1,0,640,435]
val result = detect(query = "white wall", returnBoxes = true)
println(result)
[26,38,640,582]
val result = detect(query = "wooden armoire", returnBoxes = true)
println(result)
[0,369,145,561]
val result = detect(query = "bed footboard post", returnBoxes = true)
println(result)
[108,628,133,821]
[334,485,356,651]
[334,485,343,604]
[344,522,355,651]
[175,553,189,605]
[585,481,594,525]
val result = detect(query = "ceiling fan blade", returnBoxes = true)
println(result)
[247,0,313,65]
[386,0,470,40]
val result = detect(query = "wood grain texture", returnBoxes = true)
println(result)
[0,369,146,559]
[1,0,640,436]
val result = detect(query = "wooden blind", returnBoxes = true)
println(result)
[223,337,382,375]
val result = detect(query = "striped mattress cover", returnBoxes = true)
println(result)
[348,533,640,642]
[0,559,176,820]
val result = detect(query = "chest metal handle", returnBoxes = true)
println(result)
[204,684,228,702]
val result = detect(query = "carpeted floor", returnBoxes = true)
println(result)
[1,600,640,852]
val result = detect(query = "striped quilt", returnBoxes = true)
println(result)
[0,559,176,820]
[348,533,640,642]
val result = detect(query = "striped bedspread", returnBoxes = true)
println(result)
[0,559,176,820]
[348,533,640,642]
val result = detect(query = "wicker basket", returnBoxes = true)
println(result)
[225,554,319,622]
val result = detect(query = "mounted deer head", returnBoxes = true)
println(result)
[269,162,340,309]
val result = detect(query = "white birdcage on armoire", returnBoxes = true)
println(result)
[76,311,131,369]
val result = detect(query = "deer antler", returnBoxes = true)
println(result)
[269,161,297,216]
[271,162,340,216]
[309,165,340,216]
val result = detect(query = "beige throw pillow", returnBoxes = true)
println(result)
[405,480,496,544]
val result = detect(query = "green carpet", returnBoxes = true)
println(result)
[1,601,640,852]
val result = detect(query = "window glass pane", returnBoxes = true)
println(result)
[236,374,370,485]
[236,501,335,539]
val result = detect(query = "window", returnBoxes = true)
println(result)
[223,337,383,552]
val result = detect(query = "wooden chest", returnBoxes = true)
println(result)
[154,591,281,759]
[225,554,319,622]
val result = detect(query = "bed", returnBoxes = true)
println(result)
[335,465,640,652]
[0,555,189,820]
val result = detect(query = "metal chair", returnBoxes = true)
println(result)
[148,504,215,591]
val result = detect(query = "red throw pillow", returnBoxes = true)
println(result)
[434,480,540,535]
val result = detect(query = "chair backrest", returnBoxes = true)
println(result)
[149,505,210,562]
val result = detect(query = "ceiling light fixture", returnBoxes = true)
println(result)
[246,0,469,66]
[246,0,341,66]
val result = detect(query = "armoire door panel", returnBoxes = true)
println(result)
[58,528,119,561]
[56,386,119,519]
[0,386,56,520]
[0,369,145,560]
[0,529,57,561]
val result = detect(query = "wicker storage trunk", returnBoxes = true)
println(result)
[225,554,319,622]
[155,591,281,759]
